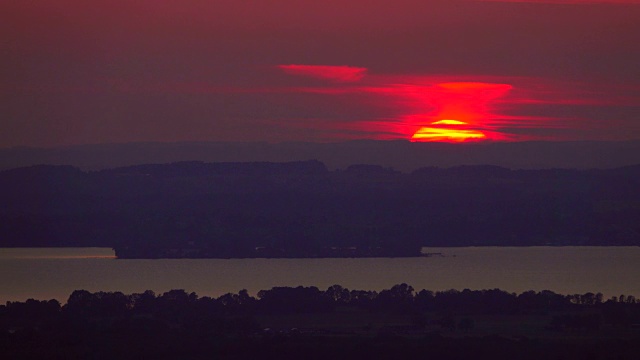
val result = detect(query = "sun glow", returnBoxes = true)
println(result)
[278,65,520,142]
[406,82,513,142]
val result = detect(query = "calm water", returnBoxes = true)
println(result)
[1,247,639,303]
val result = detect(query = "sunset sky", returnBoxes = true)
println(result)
[2,0,640,147]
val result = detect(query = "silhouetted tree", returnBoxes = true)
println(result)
[325,285,352,305]
[458,317,475,333]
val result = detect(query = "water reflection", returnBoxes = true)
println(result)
[1,247,639,303]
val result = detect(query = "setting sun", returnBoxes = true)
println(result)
[411,127,487,142]
[412,119,487,142]
[431,119,469,125]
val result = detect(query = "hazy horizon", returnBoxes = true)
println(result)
[2,139,640,172]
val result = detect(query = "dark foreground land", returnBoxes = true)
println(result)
[3,285,640,359]
[1,161,640,258]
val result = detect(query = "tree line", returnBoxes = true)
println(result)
[4,285,640,360]
[3,285,639,326]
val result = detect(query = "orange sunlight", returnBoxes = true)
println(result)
[431,119,469,125]
[412,119,487,142]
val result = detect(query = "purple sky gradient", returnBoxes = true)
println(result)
[2,0,639,146]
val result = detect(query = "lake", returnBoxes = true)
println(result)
[1,247,639,303]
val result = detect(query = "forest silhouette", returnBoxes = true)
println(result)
[3,285,640,359]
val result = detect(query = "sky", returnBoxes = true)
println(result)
[2,0,640,147]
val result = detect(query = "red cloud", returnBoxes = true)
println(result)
[482,1,640,3]
[278,65,367,82]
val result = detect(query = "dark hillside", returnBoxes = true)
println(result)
[1,161,639,255]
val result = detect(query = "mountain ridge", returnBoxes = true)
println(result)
[1,160,639,255]
[3,140,640,172]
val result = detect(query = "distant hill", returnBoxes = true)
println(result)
[1,160,639,255]
[2,140,640,172]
